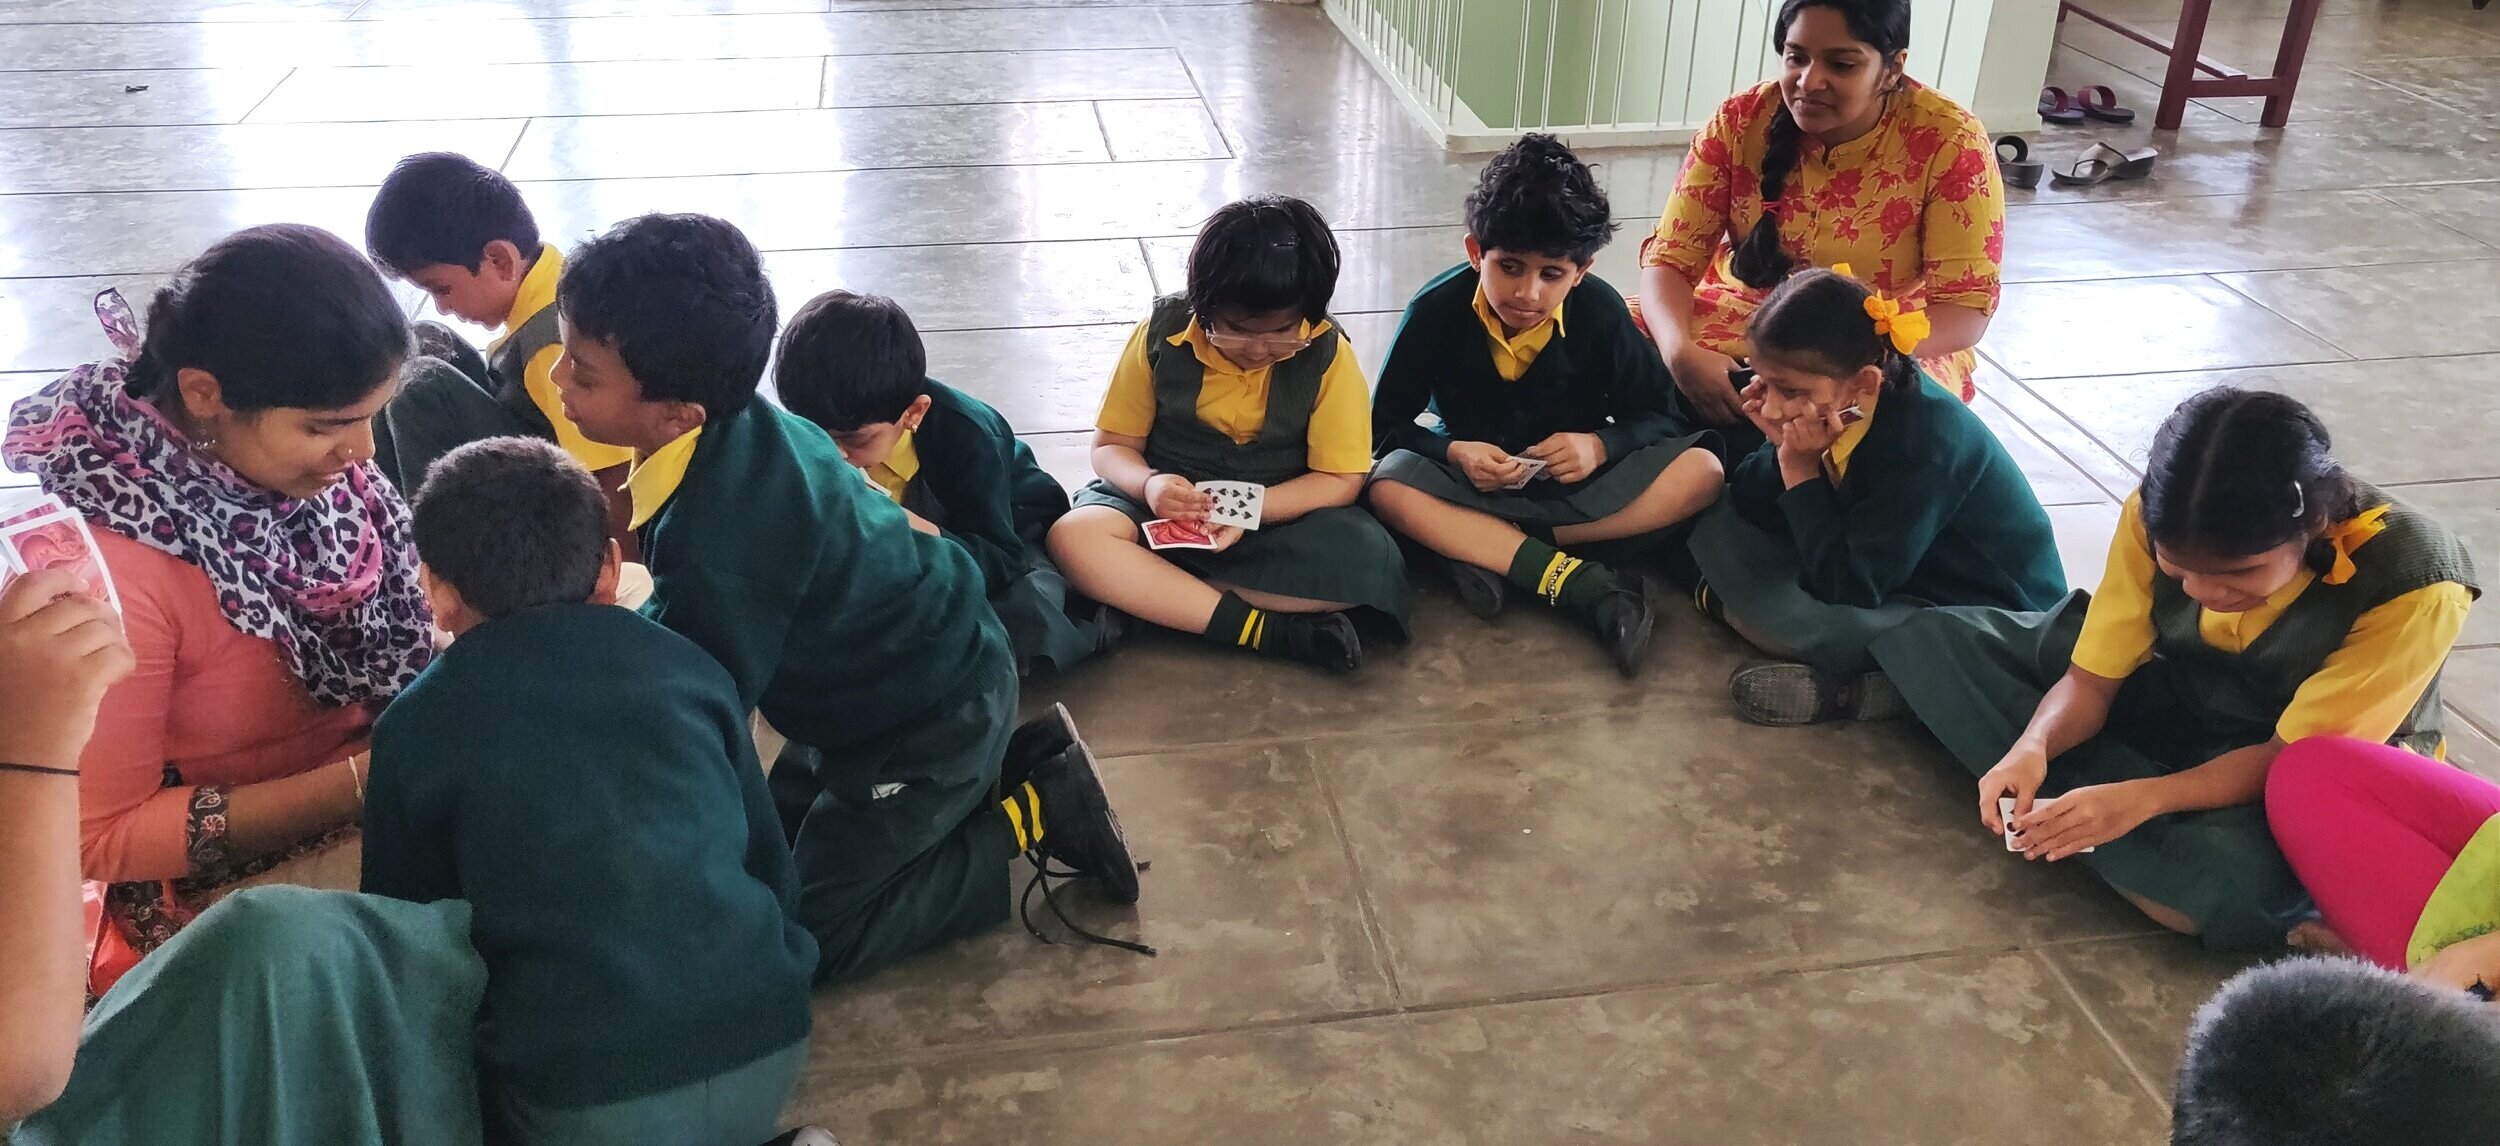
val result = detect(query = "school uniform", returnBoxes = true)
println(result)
[629,392,1022,984]
[374,244,636,491]
[865,379,1102,674]
[1690,370,2066,671]
[361,603,818,1144]
[1871,486,2482,950]
[1074,295,1411,634]
[1369,263,1713,559]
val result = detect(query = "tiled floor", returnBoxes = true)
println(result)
[4,0,2497,1140]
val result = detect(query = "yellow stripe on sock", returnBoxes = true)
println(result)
[1023,781,1044,846]
[1236,608,1260,648]
[1003,793,1031,851]
[1252,612,1267,650]
[1539,554,1583,605]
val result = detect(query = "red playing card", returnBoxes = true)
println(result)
[1142,518,1218,551]
[0,512,121,613]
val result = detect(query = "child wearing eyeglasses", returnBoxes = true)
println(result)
[1047,196,1409,672]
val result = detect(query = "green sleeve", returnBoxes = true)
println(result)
[1594,300,1681,462]
[922,420,1031,597]
[1372,290,1454,463]
[1726,441,1787,528]
[1776,449,1973,608]
[359,710,460,904]
[645,564,798,713]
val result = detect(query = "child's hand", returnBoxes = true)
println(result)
[1145,473,1213,523]
[1977,740,2049,835]
[2412,931,2500,995]
[1523,433,1606,484]
[2013,782,2156,861]
[1738,380,1781,442]
[1447,441,1524,492]
[1204,524,1245,553]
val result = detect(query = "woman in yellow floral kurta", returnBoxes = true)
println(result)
[1637,0,2004,425]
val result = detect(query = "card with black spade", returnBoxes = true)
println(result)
[1196,480,1264,530]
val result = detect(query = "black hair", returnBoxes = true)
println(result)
[2142,386,2362,568]
[125,223,411,413]
[364,152,541,278]
[774,290,929,432]
[1186,195,1341,324]
[1744,267,1916,394]
[2172,957,2500,1146]
[557,213,778,422]
[1730,0,1913,290]
[411,437,609,621]
[1465,133,1616,265]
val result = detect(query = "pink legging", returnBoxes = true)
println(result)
[2267,736,2500,969]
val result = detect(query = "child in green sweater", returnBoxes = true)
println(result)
[1369,134,1723,677]
[362,437,818,1146]
[1690,267,2065,725]
[774,290,1109,675]
[549,213,1147,980]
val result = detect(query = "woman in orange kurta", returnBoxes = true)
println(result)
[1638,0,2004,435]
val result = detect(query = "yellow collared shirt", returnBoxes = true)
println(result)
[1095,315,1376,475]
[1471,287,1564,383]
[491,244,637,474]
[1822,386,1880,480]
[2071,494,2474,744]
[625,428,702,530]
[867,428,920,504]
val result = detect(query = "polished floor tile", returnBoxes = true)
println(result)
[821,48,1195,108]
[0,184,378,277]
[0,67,291,130]
[2040,936,2265,1101]
[2023,354,2500,488]
[2216,257,2500,360]
[797,952,2169,1143]
[2449,650,2500,741]
[0,119,525,194]
[248,56,828,123]
[2049,500,2125,594]
[1999,189,2495,283]
[503,103,1111,181]
[1983,365,2144,501]
[921,322,1132,436]
[0,274,167,373]
[1093,98,1230,163]
[350,0,828,17]
[1987,275,2348,380]
[2451,716,2500,784]
[1970,393,2110,508]
[0,0,356,22]
[763,239,1155,333]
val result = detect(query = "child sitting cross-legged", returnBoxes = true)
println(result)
[361,437,818,1146]
[774,290,1109,675]
[1048,196,1410,673]
[1368,134,1722,676]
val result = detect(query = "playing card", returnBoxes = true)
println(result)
[1142,519,1220,551]
[0,499,121,613]
[1195,481,1264,530]
[1500,456,1549,491]
[0,489,60,530]
[2000,796,2093,854]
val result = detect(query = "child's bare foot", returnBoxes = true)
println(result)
[2286,919,2353,956]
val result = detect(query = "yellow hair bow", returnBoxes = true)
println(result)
[1831,263,1929,355]
[2321,503,2391,585]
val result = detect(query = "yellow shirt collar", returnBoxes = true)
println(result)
[1167,316,1334,375]
[1823,386,1880,479]
[867,428,920,503]
[1471,287,1564,381]
[626,428,702,530]
[491,243,563,349]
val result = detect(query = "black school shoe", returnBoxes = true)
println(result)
[757,1129,840,1146]
[1727,660,1908,726]
[1015,729,1155,957]
[1270,610,1363,673]
[1447,557,1507,620]
[1591,574,1661,678]
[1000,702,1081,795]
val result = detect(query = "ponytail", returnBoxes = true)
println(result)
[1730,106,1802,291]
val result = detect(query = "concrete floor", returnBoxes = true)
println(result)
[4,0,2499,1140]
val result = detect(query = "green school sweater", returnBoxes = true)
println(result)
[1372,263,1688,463]
[361,603,817,1107]
[639,393,1009,754]
[1727,372,2066,612]
[894,379,1069,597]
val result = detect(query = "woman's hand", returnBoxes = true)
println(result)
[1977,739,2050,835]
[1144,472,1213,523]
[1523,433,1607,485]
[1447,440,1526,493]
[0,570,134,770]
[2012,782,2159,862]
[1669,343,1747,425]
[2411,931,2500,995]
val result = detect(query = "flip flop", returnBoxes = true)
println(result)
[2050,141,2158,186]
[1995,135,2044,190]
[2077,84,2137,124]
[2037,85,2086,125]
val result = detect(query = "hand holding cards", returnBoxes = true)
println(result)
[0,492,120,614]
[1499,456,1548,491]
[1196,481,1264,530]
[2000,796,2094,855]
[1142,519,1221,551]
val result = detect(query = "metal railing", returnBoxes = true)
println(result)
[1325,0,1998,151]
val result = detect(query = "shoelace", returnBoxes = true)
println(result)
[1018,850,1157,957]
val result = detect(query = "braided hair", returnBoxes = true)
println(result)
[2142,386,2362,569]
[1729,0,1914,290]
[1744,267,1917,395]
[1464,133,1616,264]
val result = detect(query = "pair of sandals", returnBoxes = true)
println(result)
[2038,84,2136,126]
[1995,134,2158,189]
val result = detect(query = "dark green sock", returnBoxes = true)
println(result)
[1505,538,1615,621]
[1203,591,1267,651]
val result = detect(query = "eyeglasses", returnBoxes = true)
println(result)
[1202,327,1314,355]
